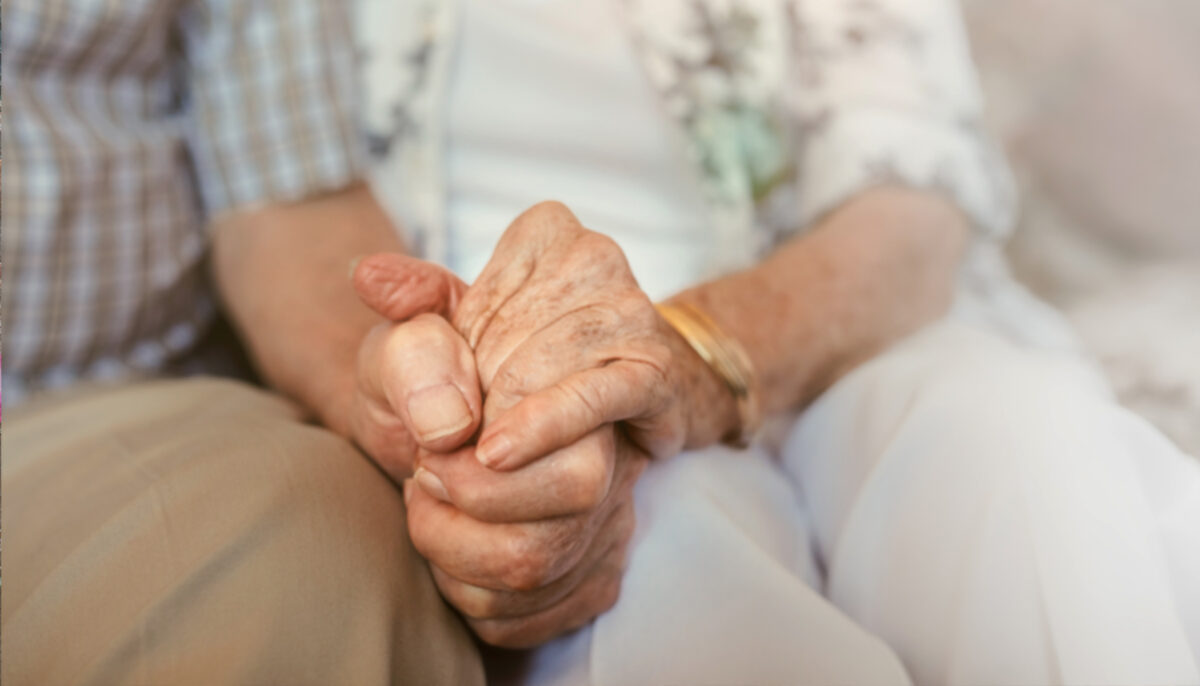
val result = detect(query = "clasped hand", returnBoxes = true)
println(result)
[346,202,727,647]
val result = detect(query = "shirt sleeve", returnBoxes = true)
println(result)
[784,0,1015,240]
[179,0,365,219]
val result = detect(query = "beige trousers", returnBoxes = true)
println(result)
[1,378,485,686]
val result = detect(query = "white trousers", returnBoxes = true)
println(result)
[516,318,1200,686]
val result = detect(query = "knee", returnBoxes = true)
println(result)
[1,378,482,686]
[868,331,1121,496]
[193,397,407,563]
[811,323,1117,487]
[88,378,414,586]
[919,348,1107,452]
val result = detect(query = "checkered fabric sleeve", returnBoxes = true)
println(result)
[181,0,366,218]
[1,0,364,405]
[784,0,1017,240]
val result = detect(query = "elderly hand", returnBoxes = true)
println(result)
[347,254,483,481]
[405,201,737,647]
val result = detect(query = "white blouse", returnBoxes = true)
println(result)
[443,0,714,300]
[358,0,1078,350]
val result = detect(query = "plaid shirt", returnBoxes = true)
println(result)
[1,0,364,405]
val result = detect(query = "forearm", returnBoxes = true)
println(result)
[211,183,405,436]
[670,187,969,443]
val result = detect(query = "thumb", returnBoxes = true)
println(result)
[362,313,483,452]
[352,253,467,321]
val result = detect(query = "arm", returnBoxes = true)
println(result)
[448,187,966,468]
[181,0,482,477]
[211,185,484,480]
[667,186,969,446]
[399,0,1000,647]
[396,189,965,647]
[210,185,398,437]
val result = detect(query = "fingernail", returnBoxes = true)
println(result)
[408,384,472,442]
[348,255,365,280]
[414,467,450,503]
[476,433,512,468]
[402,478,414,504]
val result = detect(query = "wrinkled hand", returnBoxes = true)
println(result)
[346,254,482,481]
[406,201,733,647]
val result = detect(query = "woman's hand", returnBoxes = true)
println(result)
[460,201,739,470]
[407,201,737,646]
[347,254,483,481]
[405,425,645,647]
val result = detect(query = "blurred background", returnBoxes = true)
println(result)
[962,0,1200,455]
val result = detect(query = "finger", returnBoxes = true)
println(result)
[404,479,597,592]
[451,201,583,349]
[465,547,630,649]
[352,252,466,321]
[476,361,669,470]
[474,304,634,423]
[415,427,616,522]
[360,313,481,452]
[429,500,634,621]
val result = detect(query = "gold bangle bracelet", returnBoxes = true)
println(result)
[655,301,761,448]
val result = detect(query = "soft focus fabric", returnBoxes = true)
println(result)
[517,314,1200,686]
[1,0,363,405]
[0,378,485,686]
[517,444,913,686]
[359,0,1014,277]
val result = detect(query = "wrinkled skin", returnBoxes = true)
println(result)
[346,257,477,482]
[352,201,725,647]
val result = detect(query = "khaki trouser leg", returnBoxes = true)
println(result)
[1,378,485,686]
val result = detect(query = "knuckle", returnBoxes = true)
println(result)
[563,231,627,277]
[578,230,622,260]
[516,201,579,238]
[560,376,605,425]
[471,619,533,649]
[529,199,573,219]
[386,314,445,352]
[492,364,533,399]
[557,447,611,512]
[470,619,512,647]
[500,565,546,594]
[451,484,488,518]
[500,531,555,591]
[451,584,503,620]
[597,576,622,615]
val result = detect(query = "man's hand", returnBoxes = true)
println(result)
[404,201,737,646]
[348,254,483,481]
[212,184,490,482]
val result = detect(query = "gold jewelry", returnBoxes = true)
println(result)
[655,301,761,448]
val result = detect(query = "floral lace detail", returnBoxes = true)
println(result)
[359,0,440,158]
[626,1,794,207]
[357,0,1015,274]
[786,0,924,89]
[778,0,1016,239]
[357,0,459,258]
